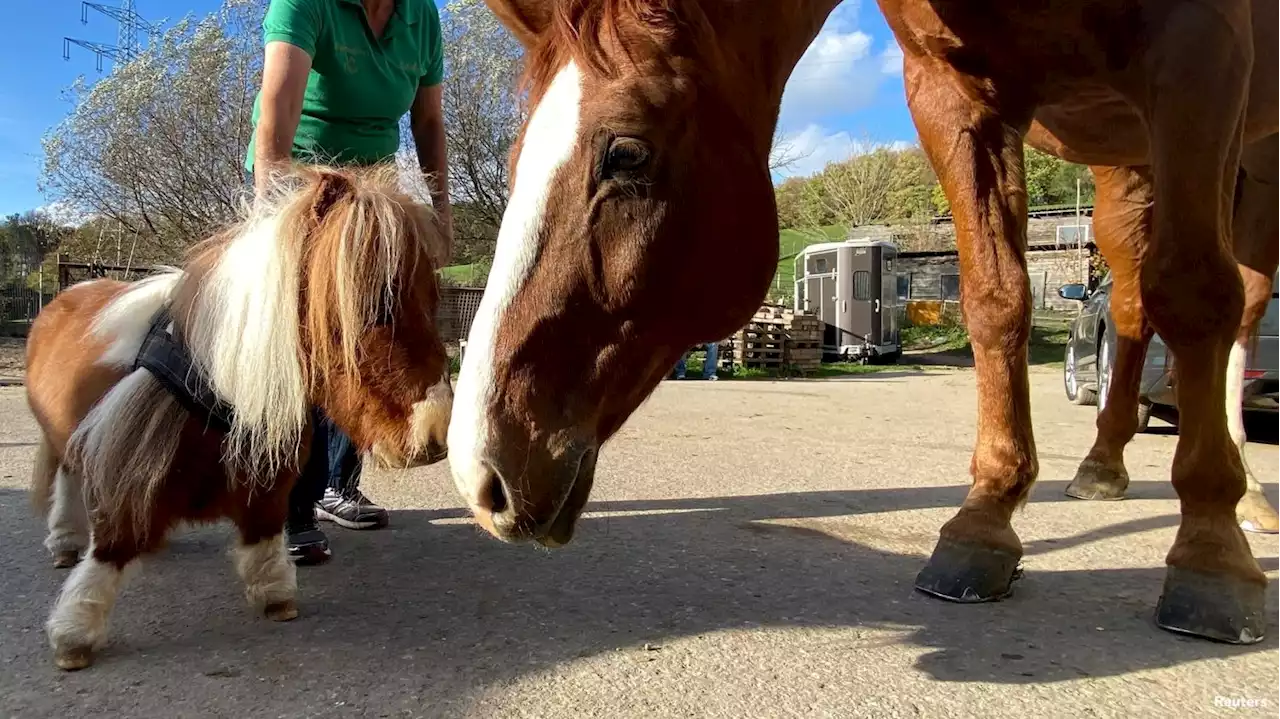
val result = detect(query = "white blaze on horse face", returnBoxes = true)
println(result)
[449,62,584,506]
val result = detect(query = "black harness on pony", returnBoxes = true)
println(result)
[133,306,236,434]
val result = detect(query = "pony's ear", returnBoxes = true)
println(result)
[484,0,552,47]
[311,170,355,221]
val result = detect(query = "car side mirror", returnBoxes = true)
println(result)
[1057,283,1088,301]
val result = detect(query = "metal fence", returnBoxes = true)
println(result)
[438,286,484,344]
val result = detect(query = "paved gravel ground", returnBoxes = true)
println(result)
[0,367,1276,718]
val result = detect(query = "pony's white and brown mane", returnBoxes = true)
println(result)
[62,165,441,540]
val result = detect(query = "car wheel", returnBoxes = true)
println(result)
[1135,400,1153,433]
[1096,332,1113,413]
[1065,342,1097,405]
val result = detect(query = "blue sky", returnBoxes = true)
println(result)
[0,0,917,218]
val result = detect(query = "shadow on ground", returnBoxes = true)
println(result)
[1,480,1276,716]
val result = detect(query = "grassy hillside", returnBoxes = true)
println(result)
[440,263,488,287]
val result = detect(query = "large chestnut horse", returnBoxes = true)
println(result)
[27,166,453,670]
[449,0,1276,644]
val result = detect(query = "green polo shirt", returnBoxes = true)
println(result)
[245,0,444,172]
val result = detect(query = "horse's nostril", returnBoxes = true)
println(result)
[488,475,508,515]
[476,464,508,515]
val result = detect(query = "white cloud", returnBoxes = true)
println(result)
[776,4,903,129]
[772,125,917,180]
[35,199,94,227]
[772,125,854,179]
[879,41,904,76]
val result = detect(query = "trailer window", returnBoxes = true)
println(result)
[815,258,828,273]
[854,271,871,301]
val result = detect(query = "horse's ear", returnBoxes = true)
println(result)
[311,170,355,221]
[484,0,552,47]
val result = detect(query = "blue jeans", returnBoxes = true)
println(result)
[674,343,719,379]
[289,409,362,526]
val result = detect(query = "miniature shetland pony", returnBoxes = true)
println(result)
[26,165,453,670]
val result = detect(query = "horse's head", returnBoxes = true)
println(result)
[297,167,454,468]
[450,0,831,545]
[180,165,453,475]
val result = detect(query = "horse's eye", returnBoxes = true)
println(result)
[603,137,651,178]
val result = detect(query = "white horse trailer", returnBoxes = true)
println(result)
[793,238,903,363]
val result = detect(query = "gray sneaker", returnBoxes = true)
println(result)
[316,488,389,530]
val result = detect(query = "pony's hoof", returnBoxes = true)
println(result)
[264,600,298,622]
[52,550,81,569]
[54,646,95,671]
[1237,490,1279,534]
[1156,567,1266,644]
[1065,459,1128,501]
[914,538,1022,603]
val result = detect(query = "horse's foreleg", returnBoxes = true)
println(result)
[44,465,90,568]
[1144,16,1265,643]
[1230,134,1279,534]
[46,540,140,671]
[1067,165,1155,501]
[905,60,1036,602]
[231,480,298,621]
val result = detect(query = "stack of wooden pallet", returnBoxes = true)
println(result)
[782,312,823,373]
[729,305,824,373]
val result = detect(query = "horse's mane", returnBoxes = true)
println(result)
[521,0,716,97]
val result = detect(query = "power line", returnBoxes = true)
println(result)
[62,1,157,72]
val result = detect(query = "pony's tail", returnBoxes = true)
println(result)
[30,434,58,518]
[65,370,188,546]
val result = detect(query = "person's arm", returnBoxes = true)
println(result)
[252,0,322,196]
[254,41,312,197]
[410,83,453,252]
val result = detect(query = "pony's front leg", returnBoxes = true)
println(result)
[905,59,1037,602]
[231,483,298,621]
[45,466,90,568]
[46,541,140,670]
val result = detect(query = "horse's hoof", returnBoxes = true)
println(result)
[264,600,299,622]
[1065,459,1128,501]
[914,538,1022,603]
[1156,567,1266,644]
[54,646,95,671]
[52,550,81,569]
[1237,490,1279,535]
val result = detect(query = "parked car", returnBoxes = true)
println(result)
[1058,271,1279,431]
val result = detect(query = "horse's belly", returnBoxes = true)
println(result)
[1030,95,1149,167]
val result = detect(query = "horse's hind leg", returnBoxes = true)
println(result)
[1229,134,1279,534]
[230,483,297,621]
[44,465,90,568]
[46,539,141,670]
[1066,165,1155,500]
[1143,12,1265,642]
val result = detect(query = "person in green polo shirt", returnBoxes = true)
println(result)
[246,0,453,565]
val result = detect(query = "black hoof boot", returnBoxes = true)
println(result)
[1155,567,1266,644]
[914,538,1023,603]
